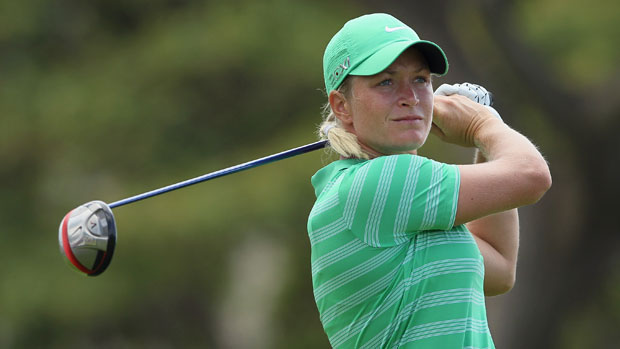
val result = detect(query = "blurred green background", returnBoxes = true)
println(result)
[1,0,619,348]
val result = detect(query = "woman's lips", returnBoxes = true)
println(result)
[392,115,423,122]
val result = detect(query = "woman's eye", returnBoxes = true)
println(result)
[378,79,392,86]
[414,77,428,83]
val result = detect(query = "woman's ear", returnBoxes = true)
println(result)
[329,90,353,127]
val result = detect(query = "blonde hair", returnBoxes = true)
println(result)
[318,78,370,160]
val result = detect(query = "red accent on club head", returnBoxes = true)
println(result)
[61,210,95,275]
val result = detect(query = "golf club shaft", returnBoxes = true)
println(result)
[109,140,328,209]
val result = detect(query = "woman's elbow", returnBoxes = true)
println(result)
[523,158,552,205]
[485,257,518,296]
[498,272,517,295]
[486,271,516,296]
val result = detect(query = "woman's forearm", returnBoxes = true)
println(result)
[454,115,551,225]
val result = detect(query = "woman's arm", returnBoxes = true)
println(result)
[467,150,519,296]
[469,209,519,296]
[432,94,551,225]
[433,95,551,294]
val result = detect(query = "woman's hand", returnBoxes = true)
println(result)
[431,94,502,148]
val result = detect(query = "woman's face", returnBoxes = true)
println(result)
[334,48,434,157]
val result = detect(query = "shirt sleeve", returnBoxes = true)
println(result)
[337,154,460,247]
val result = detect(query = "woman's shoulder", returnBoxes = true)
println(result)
[311,159,364,197]
[311,154,453,196]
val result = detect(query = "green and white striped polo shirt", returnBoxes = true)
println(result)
[307,155,494,348]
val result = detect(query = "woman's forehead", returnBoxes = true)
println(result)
[384,48,430,73]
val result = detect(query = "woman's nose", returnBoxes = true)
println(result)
[399,83,419,106]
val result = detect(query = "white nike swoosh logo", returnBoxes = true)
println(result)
[385,26,406,32]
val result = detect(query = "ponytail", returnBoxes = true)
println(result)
[317,79,370,160]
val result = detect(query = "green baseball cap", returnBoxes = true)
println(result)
[323,13,448,93]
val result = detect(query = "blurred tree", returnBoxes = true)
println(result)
[1,0,354,347]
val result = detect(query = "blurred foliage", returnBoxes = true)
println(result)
[516,0,620,88]
[1,0,618,348]
[1,0,356,347]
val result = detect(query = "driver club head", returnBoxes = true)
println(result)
[58,200,117,276]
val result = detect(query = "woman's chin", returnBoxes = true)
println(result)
[391,137,427,153]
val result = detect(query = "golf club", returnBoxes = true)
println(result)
[58,140,328,276]
[58,83,495,277]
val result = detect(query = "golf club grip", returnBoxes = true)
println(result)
[109,140,328,209]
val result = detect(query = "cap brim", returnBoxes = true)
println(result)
[350,40,448,77]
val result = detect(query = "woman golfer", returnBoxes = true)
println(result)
[307,13,551,348]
